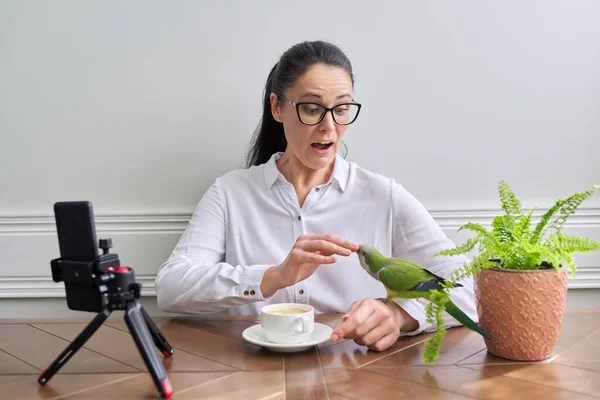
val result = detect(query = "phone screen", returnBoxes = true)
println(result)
[54,201,99,261]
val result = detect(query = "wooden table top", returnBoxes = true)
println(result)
[1,308,599,399]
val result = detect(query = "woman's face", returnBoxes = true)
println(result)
[270,63,355,172]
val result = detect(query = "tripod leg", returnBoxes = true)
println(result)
[38,309,110,385]
[125,301,173,399]
[140,305,174,357]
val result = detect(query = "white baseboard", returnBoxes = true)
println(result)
[1,208,599,299]
[0,275,158,298]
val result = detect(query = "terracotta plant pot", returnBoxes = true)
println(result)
[474,267,569,361]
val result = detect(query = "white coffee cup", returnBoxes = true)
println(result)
[260,303,314,344]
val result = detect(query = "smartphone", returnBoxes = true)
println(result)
[54,201,99,261]
[53,201,102,312]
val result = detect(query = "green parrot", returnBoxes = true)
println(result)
[357,244,491,340]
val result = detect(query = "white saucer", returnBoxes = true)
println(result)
[242,322,333,353]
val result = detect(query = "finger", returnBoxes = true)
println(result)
[315,249,343,258]
[347,299,393,337]
[331,302,374,342]
[354,323,389,347]
[289,248,335,264]
[350,307,386,338]
[297,234,359,252]
[298,239,353,257]
[298,239,352,256]
[368,332,399,352]
[343,300,364,321]
[299,251,337,265]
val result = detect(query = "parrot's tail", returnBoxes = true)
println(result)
[445,299,492,340]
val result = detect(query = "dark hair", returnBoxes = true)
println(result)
[245,40,354,168]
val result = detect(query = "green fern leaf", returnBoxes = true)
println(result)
[458,222,488,236]
[492,215,515,244]
[423,290,450,364]
[564,254,577,277]
[515,208,535,241]
[498,180,522,217]
[503,241,544,270]
[435,237,479,257]
[547,233,600,257]
[531,199,567,245]
[550,185,600,234]
[445,260,484,287]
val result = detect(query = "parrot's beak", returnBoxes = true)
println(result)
[356,249,367,269]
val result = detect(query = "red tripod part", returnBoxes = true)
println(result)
[106,266,130,273]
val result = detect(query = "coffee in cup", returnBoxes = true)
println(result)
[267,307,308,315]
[260,303,314,344]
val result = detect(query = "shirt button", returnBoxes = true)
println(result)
[299,289,304,294]
[315,188,320,192]
[243,290,249,296]
[297,215,301,220]
[250,290,255,295]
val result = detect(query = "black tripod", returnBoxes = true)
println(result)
[38,239,175,399]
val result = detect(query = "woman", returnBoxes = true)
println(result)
[155,40,476,351]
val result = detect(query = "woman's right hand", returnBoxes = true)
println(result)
[260,234,359,297]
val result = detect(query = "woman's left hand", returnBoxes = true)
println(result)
[329,298,416,351]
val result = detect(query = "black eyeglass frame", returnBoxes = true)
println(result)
[277,94,362,126]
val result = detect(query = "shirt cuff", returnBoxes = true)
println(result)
[239,264,276,301]
[391,298,433,336]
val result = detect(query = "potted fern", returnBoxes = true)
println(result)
[427,180,600,362]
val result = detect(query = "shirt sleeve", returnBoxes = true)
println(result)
[154,178,275,314]
[388,179,478,336]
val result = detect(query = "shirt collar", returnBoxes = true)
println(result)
[263,152,349,192]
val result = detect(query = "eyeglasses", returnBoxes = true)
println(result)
[277,94,361,126]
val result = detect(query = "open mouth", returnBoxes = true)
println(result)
[311,141,333,151]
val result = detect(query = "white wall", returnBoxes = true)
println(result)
[1,1,599,318]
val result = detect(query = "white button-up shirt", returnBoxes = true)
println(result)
[155,152,477,336]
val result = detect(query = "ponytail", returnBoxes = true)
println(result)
[245,63,287,168]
